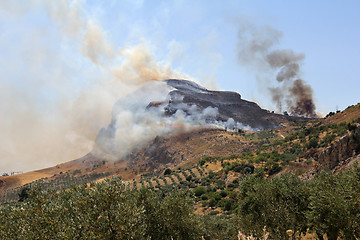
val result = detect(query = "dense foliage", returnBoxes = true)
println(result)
[0,179,205,239]
[1,165,360,239]
[236,167,360,239]
[1,111,360,239]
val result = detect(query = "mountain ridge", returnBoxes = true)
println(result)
[163,79,302,129]
[2,81,359,203]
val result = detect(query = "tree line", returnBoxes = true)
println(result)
[1,164,359,239]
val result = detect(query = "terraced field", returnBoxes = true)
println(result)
[127,165,208,191]
[0,172,113,203]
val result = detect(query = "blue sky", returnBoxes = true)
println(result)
[0,0,360,172]
[79,0,360,113]
[2,0,360,113]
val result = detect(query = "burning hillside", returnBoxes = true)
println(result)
[0,0,319,175]
[92,79,301,161]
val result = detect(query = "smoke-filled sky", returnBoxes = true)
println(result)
[1,0,359,173]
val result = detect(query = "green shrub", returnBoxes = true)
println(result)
[307,137,318,149]
[236,174,309,238]
[164,168,172,175]
[219,190,228,198]
[201,195,209,201]
[194,186,207,197]
[0,180,205,240]
[268,163,282,175]
[202,215,237,240]
[186,175,193,181]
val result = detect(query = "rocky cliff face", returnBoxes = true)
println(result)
[94,79,303,161]
[317,126,360,170]
[162,79,300,130]
[298,126,360,181]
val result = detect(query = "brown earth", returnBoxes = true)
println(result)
[0,129,243,191]
[1,102,359,194]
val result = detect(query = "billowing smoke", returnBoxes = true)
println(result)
[0,0,184,172]
[92,80,252,161]
[0,0,234,172]
[237,22,316,117]
[0,1,270,172]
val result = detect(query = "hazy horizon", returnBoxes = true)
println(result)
[0,0,359,173]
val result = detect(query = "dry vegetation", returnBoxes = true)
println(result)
[1,103,360,239]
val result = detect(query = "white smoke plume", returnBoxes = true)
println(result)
[0,1,261,172]
[92,80,252,161]
[0,0,184,173]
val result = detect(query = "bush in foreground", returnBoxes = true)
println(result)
[1,165,360,239]
[0,179,204,239]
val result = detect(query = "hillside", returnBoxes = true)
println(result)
[1,103,359,204]
[163,79,300,129]
[0,80,300,194]
[0,76,358,199]
[1,102,360,239]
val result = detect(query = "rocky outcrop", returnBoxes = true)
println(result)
[164,79,302,130]
[300,126,360,180]
[317,126,360,170]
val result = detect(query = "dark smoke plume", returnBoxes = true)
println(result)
[288,79,316,116]
[237,23,317,117]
